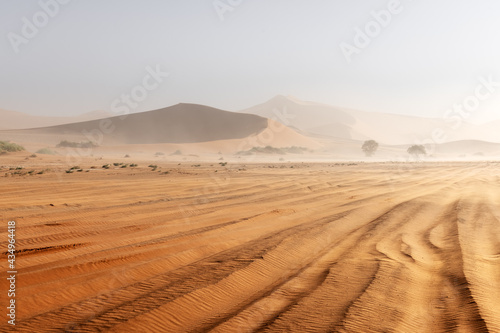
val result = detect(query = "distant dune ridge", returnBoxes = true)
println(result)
[0,103,319,153]
[241,95,500,145]
[15,103,269,144]
[2,96,500,157]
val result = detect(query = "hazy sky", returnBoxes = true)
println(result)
[1,0,500,123]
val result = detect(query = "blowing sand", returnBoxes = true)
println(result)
[1,156,499,332]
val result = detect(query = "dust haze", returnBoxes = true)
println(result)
[1,1,500,332]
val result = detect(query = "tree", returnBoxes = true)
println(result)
[407,145,426,157]
[362,140,379,157]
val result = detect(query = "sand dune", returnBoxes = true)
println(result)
[0,104,319,154]
[434,140,500,156]
[241,95,500,145]
[1,155,499,332]
[1,104,268,145]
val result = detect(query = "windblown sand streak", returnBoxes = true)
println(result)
[1,161,499,332]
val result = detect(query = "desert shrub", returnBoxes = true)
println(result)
[0,141,25,153]
[56,140,97,148]
[102,164,110,169]
[155,152,165,156]
[170,150,182,156]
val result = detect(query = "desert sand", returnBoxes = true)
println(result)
[1,152,499,332]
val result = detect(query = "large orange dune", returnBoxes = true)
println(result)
[0,152,499,332]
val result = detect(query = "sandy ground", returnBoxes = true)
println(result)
[1,153,499,332]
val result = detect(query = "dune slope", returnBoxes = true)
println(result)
[1,104,269,145]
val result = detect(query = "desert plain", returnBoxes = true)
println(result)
[1,151,499,333]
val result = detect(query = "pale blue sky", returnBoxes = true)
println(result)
[1,0,500,123]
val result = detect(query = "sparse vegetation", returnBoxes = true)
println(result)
[0,141,25,154]
[170,150,182,156]
[56,140,98,149]
[102,164,111,169]
[148,164,158,171]
[361,140,379,157]
[36,148,56,155]
[155,152,165,156]
[130,163,138,167]
[237,146,309,155]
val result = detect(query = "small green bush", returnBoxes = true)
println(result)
[56,140,97,148]
[0,141,25,154]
